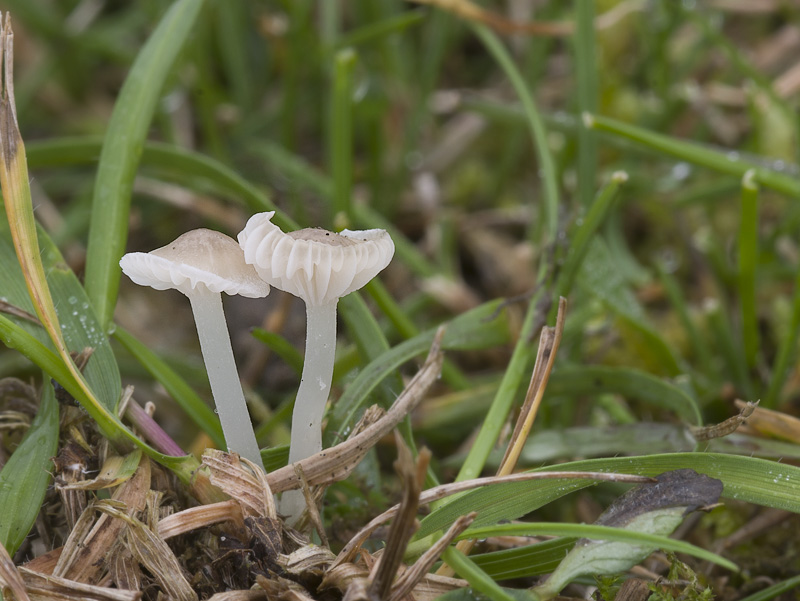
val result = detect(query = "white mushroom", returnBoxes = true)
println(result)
[238,211,394,520]
[120,229,268,466]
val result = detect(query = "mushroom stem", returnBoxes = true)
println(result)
[289,301,338,463]
[187,288,262,466]
[281,300,337,522]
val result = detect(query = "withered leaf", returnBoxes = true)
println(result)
[531,469,723,601]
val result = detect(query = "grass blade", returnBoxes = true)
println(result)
[418,453,800,539]
[584,113,800,198]
[0,378,58,555]
[441,546,518,601]
[573,0,598,207]
[738,169,760,368]
[472,24,559,240]
[329,48,357,225]
[556,171,627,298]
[84,0,207,328]
[459,523,736,572]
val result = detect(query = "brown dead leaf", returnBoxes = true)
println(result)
[0,536,30,601]
[157,499,241,540]
[203,451,276,519]
[54,453,151,583]
[96,503,197,601]
[19,566,141,601]
[734,400,800,442]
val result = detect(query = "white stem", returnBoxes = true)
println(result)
[188,288,262,466]
[282,301,337,522]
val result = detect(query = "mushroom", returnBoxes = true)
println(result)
[119,229,268,466]
[238,212,394,519]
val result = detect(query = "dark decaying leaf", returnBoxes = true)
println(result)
[530,469,724,601]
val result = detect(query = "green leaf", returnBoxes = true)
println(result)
[471,538,576,580]
[546,366,702,426]
[417,453,800,539]
[0,209,121,411]
[462,523,736,573]
[0,379,58,555]
[84,0,208,329]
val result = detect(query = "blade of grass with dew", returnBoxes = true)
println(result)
[0,214,120,409]
[328,47,357,226]
[0,377,58,555]
[739,169,760,369]
[327,299,510,444]
[458,523,736,572]
[0,49,131,450]
[25,137,297,231]
[0,165,204,486]
[441,547,518,601]
[83,0,207,329]
[574,0,598,208]
[556,171,627,298]
[546,365,702,426]
[113,326,225,449]
[584,113,800,198]
[416,453,800,539]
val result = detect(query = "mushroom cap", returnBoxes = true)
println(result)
[120,229,270,298]
[238,212,395,306]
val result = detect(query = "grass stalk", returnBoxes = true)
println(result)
[738,170,760,369]
[83,0,206,329]
[574,0,598,207]
[329,48,357,226]
[472,23,559,242]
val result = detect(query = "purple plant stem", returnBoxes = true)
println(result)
[125,400,187,457]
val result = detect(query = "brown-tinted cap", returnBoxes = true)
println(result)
[120,229,270,298]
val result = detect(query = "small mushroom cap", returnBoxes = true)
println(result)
[238,212,395,306]
[120,229,270,298]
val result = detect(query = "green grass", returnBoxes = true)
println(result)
[1,2,799,600]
